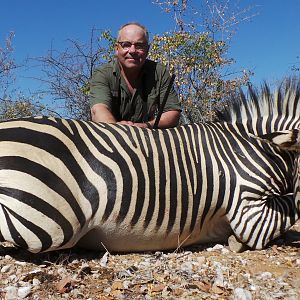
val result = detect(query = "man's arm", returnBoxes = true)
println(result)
[92,103,180,129]
[91,103,117,123]
[133,110,180,129]
[151,110,180,128]
[91,103,136,126]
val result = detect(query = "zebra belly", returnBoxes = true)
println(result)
[76,216,232,252]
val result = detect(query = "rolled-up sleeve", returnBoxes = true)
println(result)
[159,66,181,112]
[89,66,113,109]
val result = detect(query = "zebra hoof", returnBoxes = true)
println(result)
[228,235,249,253]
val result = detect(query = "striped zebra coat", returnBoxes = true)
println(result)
[0,81,299,253]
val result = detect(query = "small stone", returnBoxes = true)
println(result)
[213,244,224,250]
[258,272,272,279]
[15,261,27,266]
[103,287,111,293]
[123,280,131,289]
[4,286,18,300]
[207,244,224,252]
[8,274,17,283]
[32,278,41,286]
[100,251,109,267]
[231,287,252,300]
[18,286,32,299]
[196,256,206,265]
[213,266,224,287]
[228,235,249,253]
[1,265,11,273]
[180,261,193,273]
[221,247,230,254]
[57,267,66,274]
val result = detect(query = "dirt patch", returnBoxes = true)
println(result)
[0,221,299,299]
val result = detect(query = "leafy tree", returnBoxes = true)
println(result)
[150,0,255,122]
[149,31,250,122]
[0,33,51,120]
[0,97,48,121]
[0,32,16,102]
[31,28,116,120]
[29,0,256,122]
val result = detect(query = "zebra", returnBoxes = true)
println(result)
[0,80,299,253]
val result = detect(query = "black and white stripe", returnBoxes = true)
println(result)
[0,80,299,253]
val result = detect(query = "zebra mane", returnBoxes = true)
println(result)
[216,78,300,133]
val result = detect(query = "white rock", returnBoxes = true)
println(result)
[18,286,32,299]
[29,269,42,274]
[1,265,11,273]
[258,272,272,279]
[180,261,193,273]
[196,256,206,265]
[123,280,130,289]
[213,244,224,250]
[57,267,66,274]
[4,286,18,300]
[8,274,17,283]
[100,251,109,267]
[103,287,111,293]
[207,244,225,252]
[213,262,224,287]
[15,261,27,266]
[232,287,252,300]
[32,278,41,286]
[221,247,231,254]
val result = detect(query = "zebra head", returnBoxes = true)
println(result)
[253,129,300,216]
[221,79,300,249]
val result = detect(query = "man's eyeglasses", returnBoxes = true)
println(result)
[117,41,148,51]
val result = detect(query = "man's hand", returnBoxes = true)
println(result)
[91,103,180,129]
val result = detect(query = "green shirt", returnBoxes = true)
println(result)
[89,58,181,122]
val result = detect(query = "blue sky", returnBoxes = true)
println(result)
[1,0,300,97]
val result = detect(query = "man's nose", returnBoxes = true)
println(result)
[128,45,137,53]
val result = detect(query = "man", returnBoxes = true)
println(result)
[89,22,181,129]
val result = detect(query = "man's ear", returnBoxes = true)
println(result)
[250,129,300,151]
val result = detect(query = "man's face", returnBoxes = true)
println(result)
[116,24,149,72]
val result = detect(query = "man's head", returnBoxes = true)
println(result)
[116,22,150,73]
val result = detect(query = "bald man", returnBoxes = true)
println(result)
[89,22,181,129]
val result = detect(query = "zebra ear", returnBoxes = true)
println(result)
[250,129,300,151]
